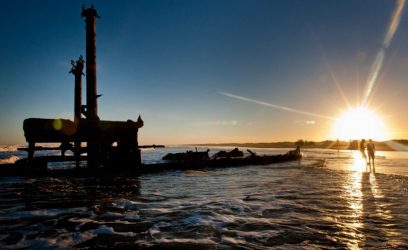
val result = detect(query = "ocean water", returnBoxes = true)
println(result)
[0,145,408,249]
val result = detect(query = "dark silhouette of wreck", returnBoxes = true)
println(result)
[5,5,301,176]
[20,5,144,170]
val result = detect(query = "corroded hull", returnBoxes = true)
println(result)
[0,153,301,177]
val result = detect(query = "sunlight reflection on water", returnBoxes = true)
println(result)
[351,151,367,172]
[304,148,408,176]
[343,170,363,249]
[0,146,407,248]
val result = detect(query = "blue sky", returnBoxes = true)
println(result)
[1,0,407,144]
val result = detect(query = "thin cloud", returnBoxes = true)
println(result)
[190,120,238,126]
[218,91,334,120]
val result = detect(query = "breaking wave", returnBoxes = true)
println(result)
[0,147,407,248]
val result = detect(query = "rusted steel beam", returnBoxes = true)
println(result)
[69,56,85,167]
[82,5,100,168]
[69,56,84,125]
[81,5,100,122]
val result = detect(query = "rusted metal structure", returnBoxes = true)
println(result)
[69,55,84,167]
[82,5,99,122]
[22,5,144,169]
[81,6,100,168]
[0,5,304,177]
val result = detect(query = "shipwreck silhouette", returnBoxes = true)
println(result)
[21,5,144,169]
[6,5,301,176]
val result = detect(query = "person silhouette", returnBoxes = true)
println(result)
[367,139,376,171]
[359,139,367,164]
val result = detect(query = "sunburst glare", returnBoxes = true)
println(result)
[333,106,389,141]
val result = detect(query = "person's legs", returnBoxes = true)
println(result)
[368,155,372,171]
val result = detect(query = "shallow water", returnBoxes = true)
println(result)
[0,146,408,249]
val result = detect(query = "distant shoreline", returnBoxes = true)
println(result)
[192,139,408,152]
[1,140,408,152]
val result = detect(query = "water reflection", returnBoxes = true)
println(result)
[343,170,364,249]
[369,173,383,199]
[0,176,142,225]
[367,173,401,246]
[343,151,402,248]
[22,177,141,210]
[1,148,407,248]
[351,151,367,172]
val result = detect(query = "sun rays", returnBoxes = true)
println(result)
[332,106,389,141]
[219,1,405,141]
[362,0,405,106]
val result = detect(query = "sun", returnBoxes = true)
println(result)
[332,106,389,141]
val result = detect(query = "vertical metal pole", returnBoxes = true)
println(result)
[82,5,99,121]
[70,56,84,167]
[70,56,84,125]
[82,5,100,168]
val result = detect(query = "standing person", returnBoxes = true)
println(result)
[359,139,367,164]
[367,139,376,170]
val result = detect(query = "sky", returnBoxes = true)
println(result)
[0,0,408,145]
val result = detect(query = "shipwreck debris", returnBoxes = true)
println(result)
[21,5,144,169]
